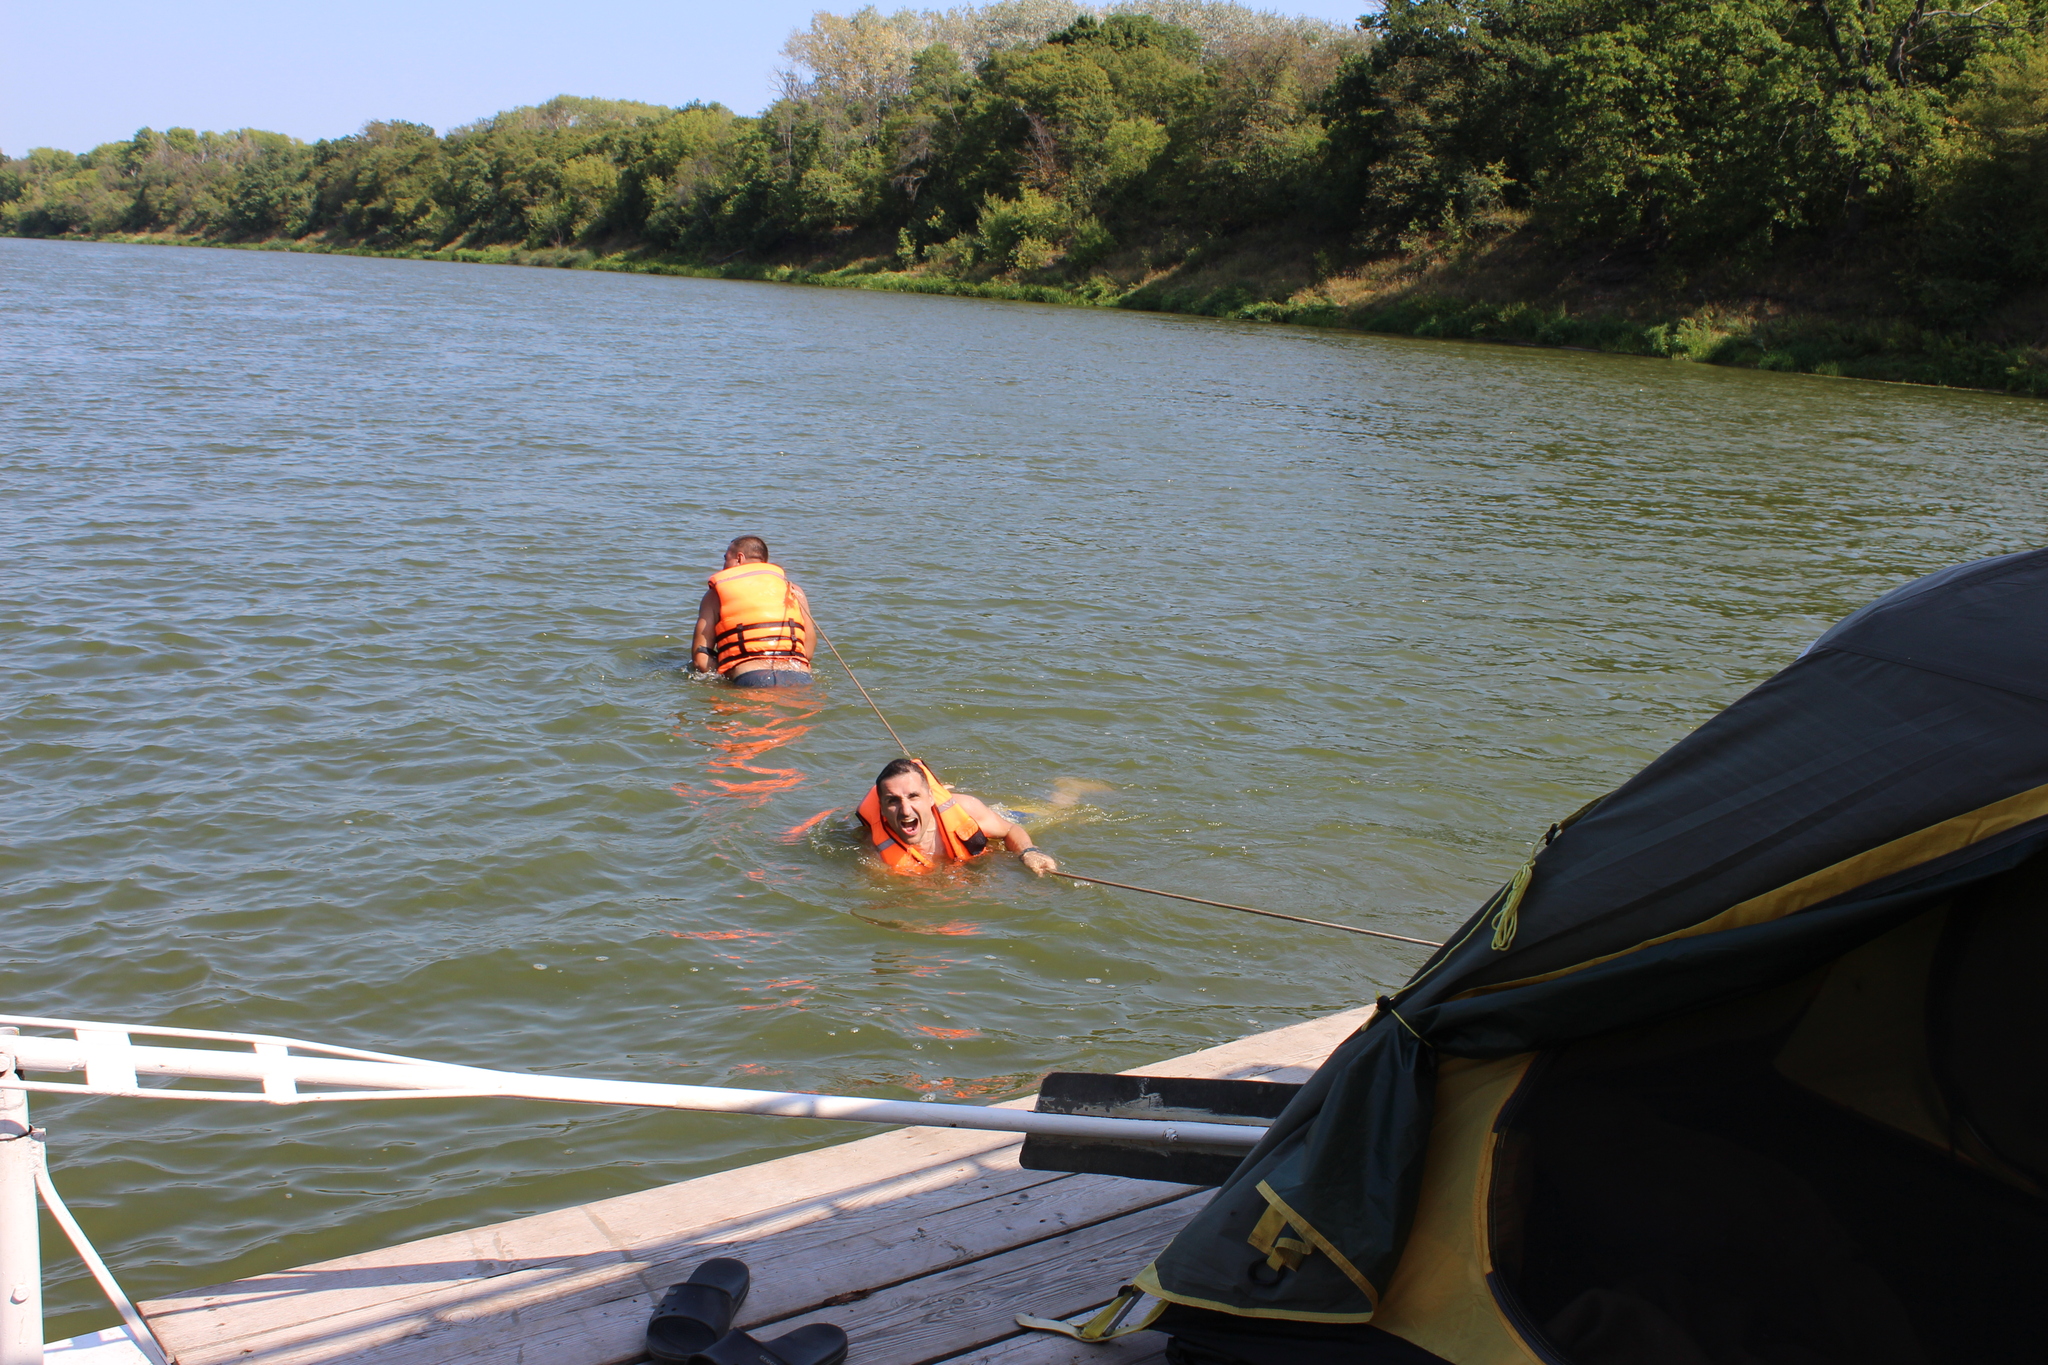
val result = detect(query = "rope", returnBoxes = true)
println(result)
[1489,859,1536,951]
[809,620,1438,955]
[1051,871,1443,947]
[815,623,913,759]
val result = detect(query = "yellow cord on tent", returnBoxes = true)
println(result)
[815,623,914,759]
[1053,871,1442,947]
[1489,857,1537,950]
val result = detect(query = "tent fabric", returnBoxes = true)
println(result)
[1929,861,2048,1186]
[1504,878,2048,1365]
[1141,548,2048,1346]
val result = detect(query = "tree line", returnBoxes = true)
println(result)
[4,0,2046,325]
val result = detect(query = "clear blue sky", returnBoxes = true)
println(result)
[6,1,1377,155]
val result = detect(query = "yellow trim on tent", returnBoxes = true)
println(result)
[1460,778,2048,1001]
[1252,1181,1380,1304]
[1131,1264,1379,1325]
[1371,1053,1545,1365]
[1131,1182,1382,1324]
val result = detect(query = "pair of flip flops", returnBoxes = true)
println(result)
[646,1258,849,1365]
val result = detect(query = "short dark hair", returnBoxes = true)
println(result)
[729,535,769,562]
[875,757,924,793]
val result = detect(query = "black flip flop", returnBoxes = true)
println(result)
[646,1258,753,1363]
[687,1323,850,1365]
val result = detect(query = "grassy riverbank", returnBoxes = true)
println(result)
[84,225,2048,397]
[13,0,2048,396]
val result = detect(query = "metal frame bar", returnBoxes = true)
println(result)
[32,1169,166,1365]
[0,1039,39,1365]
[0,1011,1281,1362]
[0,1015,1272,1148]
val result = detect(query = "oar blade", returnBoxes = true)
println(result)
[1018,1072,1298,1186]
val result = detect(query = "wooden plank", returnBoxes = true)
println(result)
[471,1199,1193,1365]
[783,1195,1200,1365]
[147,1126,1042,1330]
[173,1171,1198,1365]
[146,1009,1364,1365]
[938,1325,1169,1365]
[148,1135,1056,1360]
[143,1006,1370,1365]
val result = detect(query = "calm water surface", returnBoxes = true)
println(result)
[4,237,2046,1333]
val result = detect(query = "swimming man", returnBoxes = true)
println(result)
[691,536,816,687]
[856,758,1058,876]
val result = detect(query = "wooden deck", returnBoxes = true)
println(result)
[138,1006,1372,1365]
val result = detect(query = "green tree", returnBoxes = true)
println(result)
[311,121,444,246]
[1914,32,2048,303]
[226,135,316,237]
[1324,0,2022,252]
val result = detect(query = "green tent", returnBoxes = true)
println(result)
[1144,549,2048,1365]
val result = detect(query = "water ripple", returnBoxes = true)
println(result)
[4,237,2047,1335]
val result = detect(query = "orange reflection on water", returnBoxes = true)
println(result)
[779,808,839,842]
[744,863,811,890]
[673,691,821,808]
[848,912,989,937]
[877,1070,1035,1100]
[736,974,813,1011]
[869,952,970,979]
[880,918,986,937]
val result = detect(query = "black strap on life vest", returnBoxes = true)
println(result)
[713,617,809,661]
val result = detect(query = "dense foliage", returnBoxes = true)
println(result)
[1328,0,2048,289]
[4,0,2047,316]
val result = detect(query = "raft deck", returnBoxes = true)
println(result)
[138,1006,1372,1365]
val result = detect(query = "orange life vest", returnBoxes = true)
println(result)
[708,561,813,674]
[856,761,990,874]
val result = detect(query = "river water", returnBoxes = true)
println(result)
[4,236,2046,1334]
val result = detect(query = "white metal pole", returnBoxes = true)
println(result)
[33,1167,167,1365]
[0,1030,1271,1149]
[0,1033,43,1365]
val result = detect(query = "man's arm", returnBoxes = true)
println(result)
[690,587,721,672]
[956,793,1057,876]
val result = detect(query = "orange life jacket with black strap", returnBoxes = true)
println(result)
[707,561,813,674]
[856,761,990,874]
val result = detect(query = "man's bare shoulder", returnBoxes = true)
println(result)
[951,789,1019,838]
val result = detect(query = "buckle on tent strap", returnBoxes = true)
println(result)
[1016,1285,1164,1342]
[1249,1202,1314,1272]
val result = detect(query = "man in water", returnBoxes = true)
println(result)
[857,758,1058,876]
[691,536,816,687]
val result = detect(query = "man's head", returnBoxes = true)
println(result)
[723,535,770,569]
[874,758,934,844]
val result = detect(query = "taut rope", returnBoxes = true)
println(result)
[1051,871,1442,947]
[811,627,1436,950]
[815,623,913,759]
